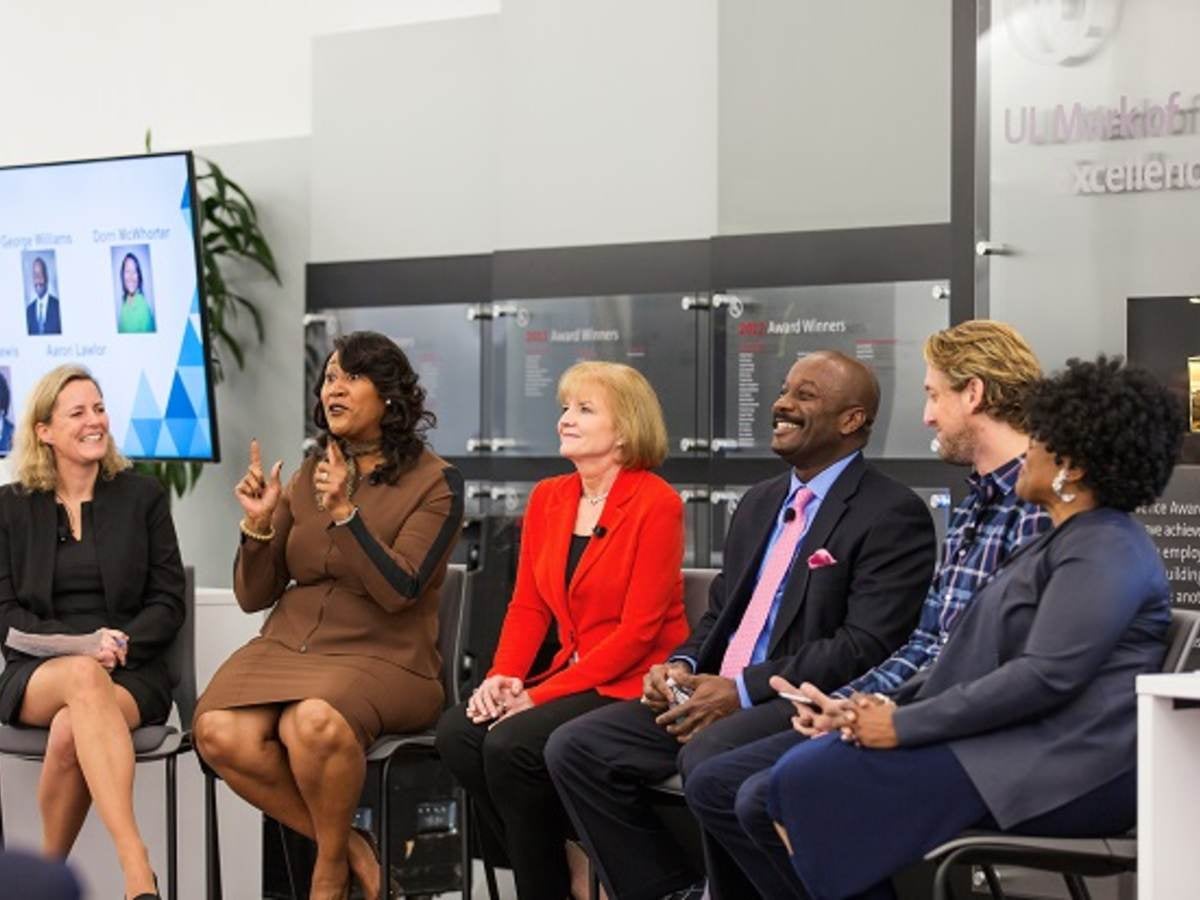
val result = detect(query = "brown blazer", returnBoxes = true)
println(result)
[235,448,464,679]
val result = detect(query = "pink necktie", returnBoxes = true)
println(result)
[720,487,814,678]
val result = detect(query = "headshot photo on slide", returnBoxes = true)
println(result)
[0,366,13,455]
[112,244,157,334]
[22,249,62,336]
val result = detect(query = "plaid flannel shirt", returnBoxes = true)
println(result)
[833,456,1051,698]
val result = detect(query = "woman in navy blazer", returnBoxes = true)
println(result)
[0,366,184,900]
[436,361,686,900]
[766,356,1184,900]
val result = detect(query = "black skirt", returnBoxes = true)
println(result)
[0,655,172,727]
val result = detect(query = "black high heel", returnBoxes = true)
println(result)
[128,874,161,900]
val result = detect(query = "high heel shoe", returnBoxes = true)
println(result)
[128,874,161,900]
[350,825,401,900]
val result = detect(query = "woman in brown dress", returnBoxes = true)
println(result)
[193,331,463,900]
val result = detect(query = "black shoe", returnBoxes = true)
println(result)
[128,874,161,900]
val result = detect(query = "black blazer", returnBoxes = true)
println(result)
[892,507,1170,828]
[674,455,937,703]
[26,295,62,336]
[0,471,185,667]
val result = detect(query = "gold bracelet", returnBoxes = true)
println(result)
[239,518,276,542]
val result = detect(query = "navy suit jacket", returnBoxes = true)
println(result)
[673,455,937,703]
[26,295,62,335]
[893,507,1170,827]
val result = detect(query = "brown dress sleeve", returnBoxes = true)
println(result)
[233,469,298,612]
[328,465,464,613]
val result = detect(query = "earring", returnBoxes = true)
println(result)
[385,399,392,407]
[1051,468,1076,503]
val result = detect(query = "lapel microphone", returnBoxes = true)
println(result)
[783,508,797,523]
[592,525,607,538]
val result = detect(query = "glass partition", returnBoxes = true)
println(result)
[489,294,702,456]
[714,282,948,458]
[979,0,1200,370]
[304,304,482,457]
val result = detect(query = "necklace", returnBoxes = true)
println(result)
[55,494,80,539]
[582,491,609,506]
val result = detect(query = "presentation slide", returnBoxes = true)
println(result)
[0,152,217,460]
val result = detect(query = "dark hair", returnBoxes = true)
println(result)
[311,331,436,484]
[1025,355,1184,511]
[121,253,143,297]
[0,370,9,416]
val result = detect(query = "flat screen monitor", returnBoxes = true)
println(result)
[0,151,218,461]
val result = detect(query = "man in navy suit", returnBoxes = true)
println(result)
[25,257,62,336]
[545,351,937,900]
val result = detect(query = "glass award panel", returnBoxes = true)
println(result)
[980,0,1200,370]
[708,484,752,570]
[306,304,482,457]
[716,283,948,459]
[707,483,950,569]
[489,294,699,456]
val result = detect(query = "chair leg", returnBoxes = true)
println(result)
[932,847,976,900]
[204,770,223,900]
[0,764,6,849]
[1064,873,1092,900]
[277,819,301,900]
[981,864,1005,899]
[380,753,394,898]
[458,789,472,900]
[165,756,178,900]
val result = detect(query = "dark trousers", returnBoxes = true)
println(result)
[544,695,793,900]
[435,691,614,900]
[685,728,808,899]
[763,735,1138,900]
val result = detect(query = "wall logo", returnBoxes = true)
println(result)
[1003,0,1123,67]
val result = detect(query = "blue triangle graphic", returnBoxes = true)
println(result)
[123,421,145,456]
[179,368,209,417]
[189,290,200,315]
[132,419,161,456]
[154,425,178,457]
[131,374,160,419]
[178,321,205,366]
[165,373,196,419]
[190,420,212,457]
[166,418,197,458]
[180,181,191,211]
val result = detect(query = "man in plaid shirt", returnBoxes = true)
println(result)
[684,321,1050,900]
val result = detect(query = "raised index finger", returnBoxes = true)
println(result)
[327,440,345,465]
[249,438,263,471]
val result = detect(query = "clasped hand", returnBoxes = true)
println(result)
[468,675,534,728]
[651,672,740,743]
[769,675,898,748]
[93,627,129,671]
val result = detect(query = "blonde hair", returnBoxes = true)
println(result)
[923,320,1041,429]
[557,362,668,469]
[13,365,130,492]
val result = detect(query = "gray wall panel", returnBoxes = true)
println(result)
[310,15,499,262]
[495,0,719,249]
[718,0,951,234]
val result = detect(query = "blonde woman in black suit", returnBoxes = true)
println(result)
[0,365,185,900]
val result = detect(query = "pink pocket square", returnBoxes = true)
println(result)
[807,549,837,569]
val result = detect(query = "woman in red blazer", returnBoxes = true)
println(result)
[436,361,686,900]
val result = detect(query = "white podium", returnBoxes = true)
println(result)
[1137,672,1200,900]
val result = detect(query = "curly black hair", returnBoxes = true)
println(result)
[1025,355,1184,511]
[311,331,436,485]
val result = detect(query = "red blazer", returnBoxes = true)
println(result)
[488,468,687,706]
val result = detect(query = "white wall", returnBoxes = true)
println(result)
[0,0,499,167]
